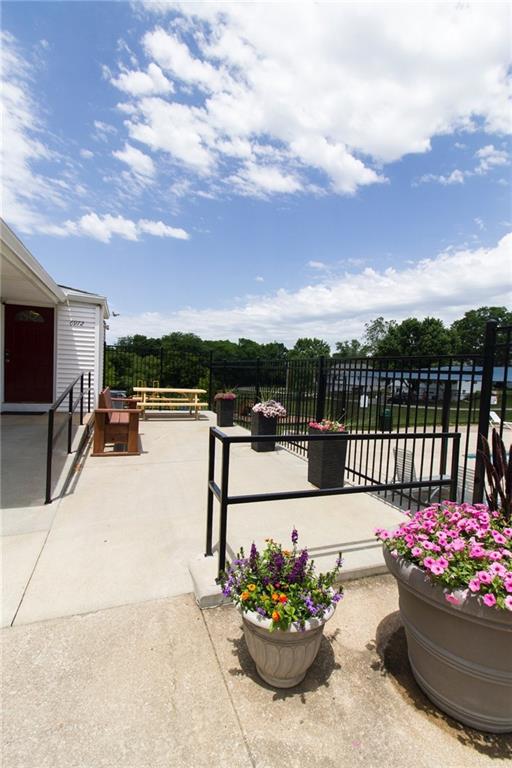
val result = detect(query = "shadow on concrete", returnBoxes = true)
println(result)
[372,610,512,759]
[227,628,341,702]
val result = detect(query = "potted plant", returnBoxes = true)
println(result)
[214,390,236,427]
[219,529,343,688]
[251,399,287,452]
[376,429,512,733]
[307,418,348,489]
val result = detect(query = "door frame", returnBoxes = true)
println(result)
[2,301,58,408]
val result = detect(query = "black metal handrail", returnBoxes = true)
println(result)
[205,428,461,576]
[45,372,93,504]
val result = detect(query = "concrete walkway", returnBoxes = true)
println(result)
[2,412,406,626]
[3,577,510,768]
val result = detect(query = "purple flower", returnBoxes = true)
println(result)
[249,542,258,570]
[271,551,285,580]
[289,549,309,583]
[291,527,299,545]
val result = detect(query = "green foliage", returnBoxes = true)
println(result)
[374,317,452,358]
[451,307,512,354]
[333,339,370,358]
[289,337,331,359]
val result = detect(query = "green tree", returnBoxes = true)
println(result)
[288,337,331,359]
[450,306,512,353]
[375,317,452,358]
[333,339,370,358]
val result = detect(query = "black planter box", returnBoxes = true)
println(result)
[216,398,235,427]
[251,412,277,452]
[307,428,348,488]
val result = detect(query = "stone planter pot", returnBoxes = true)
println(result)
[251,412,277,452]
[216,398,235,427]
[307,428,348,489]
[241,605,335,687]
[383,546,512,733]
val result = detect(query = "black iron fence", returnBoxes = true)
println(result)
[206,428,461,576]
[105,320,511,506]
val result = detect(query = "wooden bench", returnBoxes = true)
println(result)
[93,388,140,456]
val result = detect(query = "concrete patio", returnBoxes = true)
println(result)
[3,412,511,766]
[2,411,407,627]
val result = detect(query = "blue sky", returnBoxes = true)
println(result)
[2,1,511,346]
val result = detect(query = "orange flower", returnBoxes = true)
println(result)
[241,591,250,601]
[278,594,288,603]
[283,550,291,556]
[271,592,279,602]
[272,610,280,622]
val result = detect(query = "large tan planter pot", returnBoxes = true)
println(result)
[384,546,512,733]
[241,605,335,688]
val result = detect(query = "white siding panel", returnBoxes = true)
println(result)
[56,302,100,410]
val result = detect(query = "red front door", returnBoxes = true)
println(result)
[4,304,55,403]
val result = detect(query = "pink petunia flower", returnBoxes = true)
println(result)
[430,563,445,576]
[468,578,481,592]
[482,593,497,608]
[491,531,507,545]
[445,593,460,606]
[477,571,492,584]
[411,547,423,557]
[489,563,507,577]
[505,596,512,611]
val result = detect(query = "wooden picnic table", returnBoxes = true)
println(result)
[133,387,208,420]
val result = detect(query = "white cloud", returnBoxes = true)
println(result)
[229,162,303,197]
[112,142,155,180]
[308,261,327,270]
[93,120,117,141]
[107,232,512,345]
[138,218,189,239]
[80,148,94,159]
[255,276,264,282]
[417,169,466,186]
[111,62,174,96]
[115,3,510,199]
[127,97,216,174]
[474,217,485,231]
[474,144,509,174]
[415,143,510,187]
[0,31,66,231]
[46,213,189,243]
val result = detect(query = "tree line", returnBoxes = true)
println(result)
[112,306,511,360]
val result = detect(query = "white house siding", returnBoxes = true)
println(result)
[56,301,102,411]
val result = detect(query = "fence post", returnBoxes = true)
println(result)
[67,388,73,453]
[315,356,327,423]
[205,427,216,556]
[208,350,214,409]
[79,374,84,425]
[218,440,230,576]
[45,409,55,504]
[473,320,497,504]
[255,358,261,401]
[439,380,452,475]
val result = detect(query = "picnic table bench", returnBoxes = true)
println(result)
[133,387,208,420]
